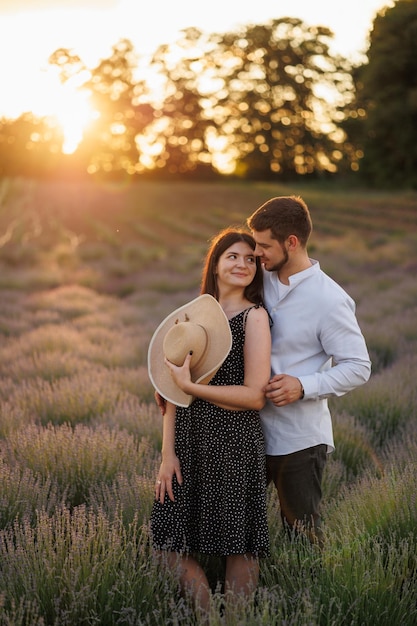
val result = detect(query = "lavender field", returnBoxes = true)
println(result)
[0,178,416,625]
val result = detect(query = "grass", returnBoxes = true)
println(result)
[0,177,416,624]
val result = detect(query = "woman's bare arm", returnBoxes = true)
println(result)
[155,401,183,503]
[164,307,271,411]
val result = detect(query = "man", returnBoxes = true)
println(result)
[247,195,371,546]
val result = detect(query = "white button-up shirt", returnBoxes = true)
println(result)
[261,260,371,455]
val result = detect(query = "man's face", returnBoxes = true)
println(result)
[251,229,288,273]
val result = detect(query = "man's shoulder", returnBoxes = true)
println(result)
[311,270,357,315]
[298,262,355,307]
[316,267,350,296]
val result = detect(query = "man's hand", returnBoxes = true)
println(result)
[264,374,304,406]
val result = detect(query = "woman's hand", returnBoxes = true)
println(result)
[154,390,167,416]
[164,351,193,393]
[155,454,183,503]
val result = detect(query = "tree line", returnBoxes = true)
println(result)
[0,0,416,188]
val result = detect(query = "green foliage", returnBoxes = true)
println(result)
[351,0,417,188]
[0,507,164,625]
[1,423,151,508]
[331,412,382,480]
[0,459,59,527]
[0,179,416,624]
[335,354,417,449]
[0,17,356,181]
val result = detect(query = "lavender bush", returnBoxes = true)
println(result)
[0,179,416,624]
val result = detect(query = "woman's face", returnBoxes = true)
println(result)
[215,241,257,290]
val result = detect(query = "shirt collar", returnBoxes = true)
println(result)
[287,258,319,286]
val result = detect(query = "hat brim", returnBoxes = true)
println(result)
[147,294,232,407]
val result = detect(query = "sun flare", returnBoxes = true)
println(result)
[3,61,99,155]
[50,85,98,154]
[26,72,99,155]
[0,7,104,155]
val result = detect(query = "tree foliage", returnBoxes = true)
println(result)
[0,113,65,178]
[143,28,219,177]
[211,19,355,179]
[62,39,155,177]
[0,18,356,181]
[348,0,417,188]
[146,20,355,179]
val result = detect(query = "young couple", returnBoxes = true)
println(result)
[147,195,371,620]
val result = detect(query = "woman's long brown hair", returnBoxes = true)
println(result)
[200,228,264,305]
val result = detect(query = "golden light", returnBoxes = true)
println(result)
[0,7,104,155]
[4,63,99,155]
[205,128,238,174]
[50,84,98,154]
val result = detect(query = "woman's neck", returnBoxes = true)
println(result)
[218,289,252,317]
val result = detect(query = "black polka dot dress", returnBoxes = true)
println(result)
[150,307,270,558]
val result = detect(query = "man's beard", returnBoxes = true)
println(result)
[265,247,288,273]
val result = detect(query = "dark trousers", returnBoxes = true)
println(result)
[266,444,327,546]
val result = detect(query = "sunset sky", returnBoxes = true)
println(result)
[0,0,393,152]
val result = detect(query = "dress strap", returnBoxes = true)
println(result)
[242,303,273,329]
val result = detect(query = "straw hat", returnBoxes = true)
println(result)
[148,294,232,407]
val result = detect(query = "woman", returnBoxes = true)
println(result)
[149,228,271,619]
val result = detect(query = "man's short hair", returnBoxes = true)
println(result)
[247,196,312,246]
